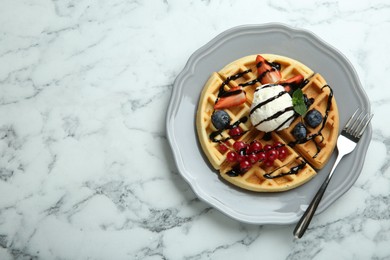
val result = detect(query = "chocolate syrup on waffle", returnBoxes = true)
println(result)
[226,158,307,179]
[256,60,281,82]
[263,160,306,179]
[209,116,248,143]
[288,85,334,158]
[217,69,251,99]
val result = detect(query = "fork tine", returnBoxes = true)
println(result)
[347,110,364,134]
[357,113,373,138]
[344,108,359,131]
[352,113,369,136]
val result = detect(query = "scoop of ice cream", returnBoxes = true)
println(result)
[250,84,294,132]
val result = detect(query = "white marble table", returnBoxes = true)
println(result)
[0,0,389,259]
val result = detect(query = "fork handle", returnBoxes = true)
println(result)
[293,153,344,238]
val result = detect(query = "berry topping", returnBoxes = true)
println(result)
[305,109,323,128]
[239,160,252,172]
[226,151,238,162]
[256,55,281,84]
[273,142,283,149]
[248,153,259,164]
[277,146,288,160]
[249,140,262,153]
[228,126,243,140]
[257,152,266,161]
[211,110,231,130]
[237,154,246,163]
[280,74,304,93]
[233,141,247,152]
[303,94,314,108]
[217,143,228,154]
[214,88,246,109]
[266,149,279,161]
[263,144,273,151]
[224,140,289,173]
[292,122,307,141]
[264,160,274,167]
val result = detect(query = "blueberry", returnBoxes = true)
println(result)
[292,122,307,141]
[303,94,314,108]
[211,110,231,130]
[305,109,323,128]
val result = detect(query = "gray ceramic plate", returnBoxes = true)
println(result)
[166,23,372,224]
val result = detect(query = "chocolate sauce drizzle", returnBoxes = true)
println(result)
[280,78,310,94]
[217,69,251,99]
[226,155,307,179]
[226,164,243,177]
[225,138,307,179]
[288,85,334,158]
[263,159,306,179]
[216,63,281,102]
[209,116,248,143]
[274,113,296,131]
[209,63,326,179]
[237,61,281,88]
[216,63,311,102]
[256,60,281,82]
[254,106,295,128]
[238,78,260,87]
[249,84,294,131]
[250,87,287,115]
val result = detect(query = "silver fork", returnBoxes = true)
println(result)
[294,109,373,239]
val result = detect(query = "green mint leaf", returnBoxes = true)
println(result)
[294,103,307,116]
[293,88,303,101]
[292,89,307,116]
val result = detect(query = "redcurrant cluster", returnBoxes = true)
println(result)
[218,139,289,173]
[228,126,244,140]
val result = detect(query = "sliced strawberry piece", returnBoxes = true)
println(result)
[214,89,246,109]
[256,55,281,84]
[280,74,304,93]
[281,74,304,85]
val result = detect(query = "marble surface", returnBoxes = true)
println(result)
[0,0,389,259]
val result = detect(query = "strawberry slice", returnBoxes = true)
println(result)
[281,74,304,85]
[214,88,246,109]
[256,55,281,84]
[280,74,304,93]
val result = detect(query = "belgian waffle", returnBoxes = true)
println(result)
[196,54,339,192]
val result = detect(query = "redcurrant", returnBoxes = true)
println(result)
[248,153,259,164]
[249,141,262,153]
[226,151,238,162]
[264,160,274,167]
[237,154,246,163]
[257,152,266,161]
[278,146,288,160]
[228,127,243,140]
[263,144,272,151]
[239,160,252,172]
[273,142,283,148]
[233,141,247,152]
[218,143,228,153]
[267,149,279,161]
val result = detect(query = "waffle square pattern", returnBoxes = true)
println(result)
[196,54,339,192]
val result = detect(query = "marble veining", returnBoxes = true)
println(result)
[1,0,390,259]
